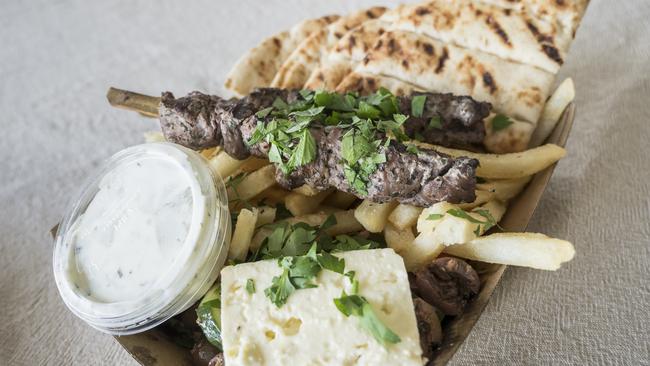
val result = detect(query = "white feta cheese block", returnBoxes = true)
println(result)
[220,248,423,366]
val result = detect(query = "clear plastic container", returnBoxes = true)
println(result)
[53,142,231,335]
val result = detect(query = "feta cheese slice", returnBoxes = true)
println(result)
[220,248,423,366]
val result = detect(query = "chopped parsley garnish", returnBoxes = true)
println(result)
[246,88,420,193]
[491,114,513,132]
[256,216,383,307]
[429,115,442,129]
[333,292,402,346]
[245,279,255,294]
[406,144,420,155]
[426,213,444,221]
[411,95,427,118]
[446,208,497,235]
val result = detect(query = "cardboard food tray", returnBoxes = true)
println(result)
[56,103,575,365]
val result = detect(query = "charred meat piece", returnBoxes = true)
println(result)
[160,88,489,151]
[413,296,443,360]
[190,338,221,366]
[411,257,480,316]
[399,92,489,151]
[160,89,479,206]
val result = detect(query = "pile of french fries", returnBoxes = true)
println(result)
[144,80,576,272]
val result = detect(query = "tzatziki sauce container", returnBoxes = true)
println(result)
[53,142,230,335]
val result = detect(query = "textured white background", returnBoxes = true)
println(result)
[1,0,649,365]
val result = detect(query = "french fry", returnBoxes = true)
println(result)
[255,206,277,227]
[239,157,270,173]
[444,232,575,270]
[256,186,291,205]
[400,231,444,272]
[530,78,575,147]
[227,165,276,201]
[419,143,566,179]
[285,189,333,216]
[208,152,247,179]
[200,147,220,160]
[287,209,363,236]
[417,202,458,233]
[249,227,272,253]
[293,185,323,196]
[457,190,494,210]
[384,223,415,254]
[477,176,532,202]
[434,200,507,245]
[228,208,259,260]
[143,131,165,143]
[388,204,423,231]
[354,200,398,233]
[323,190,358,209]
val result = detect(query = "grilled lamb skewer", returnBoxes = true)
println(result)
[108,87,482,206]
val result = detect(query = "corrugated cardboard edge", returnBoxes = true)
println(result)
[432,103,575,365]
[50,103,575,366]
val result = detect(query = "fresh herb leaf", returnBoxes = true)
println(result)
[333,293,401,346]
[318,251,345,274]
[255,107,273,119]
[357,102,381,120]
[246,279,255,294]
[299,89,314,101]
[406,144,419,155]
[287,129,317,171]
[427,213,444,221]
[314,90,356,112]
[411,95,426,118]
[392,114,409,125]
[447,208,497,235]
[320,214,337,232]
[290,106,325,118]
[272,97,289,111]
[264,269,295,308]
[473,209,497,231]
[429,115,442,129]
[446,209,486,224]
[491,114,513,132]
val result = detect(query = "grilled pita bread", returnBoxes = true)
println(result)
[224,14,339,96]
[270,6,387,89]
[335,71,423,96]
[354,29,554,124]
[480,0,589,36]
[483,114,536,153]
[380,0,577,73]
[303,19,390,90]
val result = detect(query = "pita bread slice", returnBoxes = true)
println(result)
[483,114,535,153]
[271,6,387,89]
[380,0,576,74]
[303,19,390,90]
[224,14,339,96]
[335,72,533,152]
[335,71,423,95]
[479,0,589,37]
[355,29,554,124]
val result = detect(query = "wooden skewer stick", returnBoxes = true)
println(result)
[106,87,161,118]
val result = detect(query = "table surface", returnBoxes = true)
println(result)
[2,0,649,365]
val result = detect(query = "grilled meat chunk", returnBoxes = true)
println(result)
[398,92,489,151]
[159,88,480,206]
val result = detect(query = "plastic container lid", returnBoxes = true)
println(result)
[53,142,230,335]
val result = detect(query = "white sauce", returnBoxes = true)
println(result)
[65,146,206,303]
